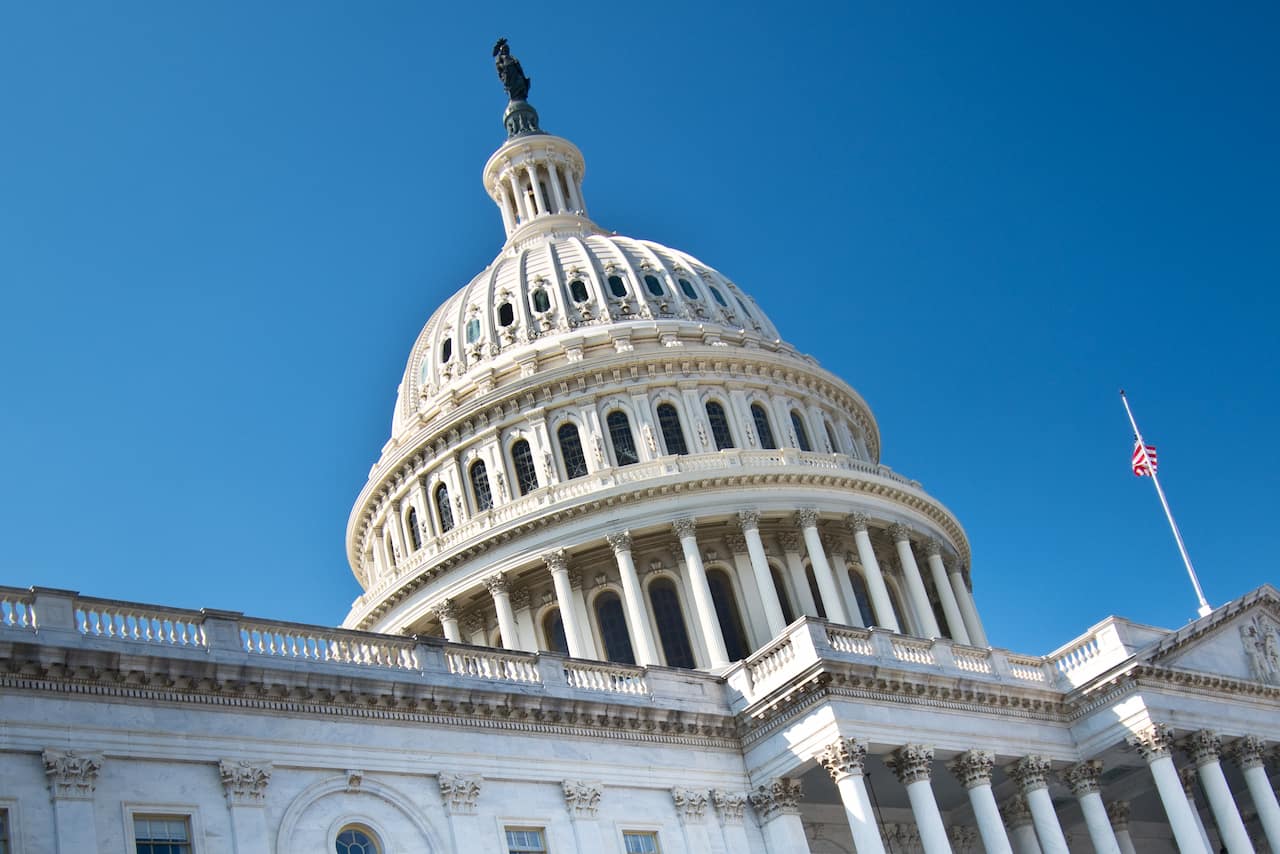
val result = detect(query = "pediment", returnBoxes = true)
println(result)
[1142,587,1280,686]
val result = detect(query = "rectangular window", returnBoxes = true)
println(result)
[623,831,661,854]
[134,815,192,854]
[0,808,10,854]
[505,827,548,854]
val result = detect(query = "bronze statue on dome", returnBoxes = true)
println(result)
[493,38,531,102]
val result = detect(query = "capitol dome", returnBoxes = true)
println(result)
[343,73,984,671]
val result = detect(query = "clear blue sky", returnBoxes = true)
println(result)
[1,3,1276,654]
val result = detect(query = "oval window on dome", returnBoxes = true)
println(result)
[735,296,752,319]
[678,278,698,300]
[440,337,453,363]
[497,302,515,327]
[607,275,627,298]
[569,279,589,302]
[709,286,728,307]
[531,288,551,313]
[465,317,481,343]
[644,274,664,297]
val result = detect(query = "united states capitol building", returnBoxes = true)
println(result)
[3,43,1279,854]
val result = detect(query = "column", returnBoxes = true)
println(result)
[848,514,900,632]
[567,571,599,658]
[1107,801,1138,854]
[433,598,463,643]
[749,778,812,853]
[510,586,538,652]
[672,788,714,852]
[739,511,788,635]
[439,773,484,852]
[887,524,941,638]
[506,173,528,222]
[922,540,970,644]
[1062,760,1123,854]
[1001,796,1042,854]
[371,534,388,581]
[711,791,752,853]
[1227,736,1280,852]
[1182,730,1253,853]
[220,760,272,854]
[948,750,1013,854]
[1179,767,1215,852]
[831,545,867,627]
[817,737,887,853]
[544,550,588,658]
[495,185,515,232]
[565,168,584,213]
[727,532,770,647]
[485,573,520,651]
[386,504,407,567]
[563,781,605,852]
[798,509,850,624]
[411,477,434,539]
[546,159,567,213]
[1127,723,1209,853]
[43,749,103,854]
[526,163,547,215]
[779,532,819,616]
[886,744,953,854]
[948,560,989,646]
[673,518,730,667]
[1008,755,1069,854]
[606,531,660,666]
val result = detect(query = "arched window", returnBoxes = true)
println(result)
[805,565,827,619]
[655,403,688,455]
[440,337,453,363]
[648,578,695,669]
[848,570,876,627]
[644,274,664,296]
[557,422,589,479]
[542,608,569,655]
[470,460,493,511]
[606,411,639,466]
[751,403,777,450]
[607,275,627,298]
[886,584,909,635]
[678,278,698,299]
[435,483,454,533]
[405,507,422,551]
[790,410,812,452]
[497,302,515,327]
[511,440,539,495]
[770,565,797,625]
[569,279,590,302]
[531,288,550,313]
[336,825,381,854]
[594,592,635,664]
[707,569,749,661]
[705,401,734,450]
[825,420,841,454]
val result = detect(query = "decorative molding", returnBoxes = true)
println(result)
[776,531,801,552]
[484,573,509,596]
[922,538,942,557]
[887,744,934,785]
[1178,766,1198,797]
[568,571,584,590]
[605,531,632,553]
[796,508,819,528]
[220,759,272,806]
[672,518,697,540]
[438,772,482,815]
[1240,614,1280,685]
[1007,755,1052,793]
[948,749,995,789]
[1181,729,1222,767]
[509,586,531,610]
[562,780,601,818]
[543,548,569,573]
[431,598,458,621]
[1225,735,1266,770]
[886,522,912,543]
[847,512,870,534]
[749,778,802,822]
[1128,722,1176,762]
[345,769,364,791]
[711,790,748,825]
[1105,800,1131,830]
[725,533,748,554]
[462,613,486,634]
[1060,759,1103,796]
[737,510,760,532]
[1001,794,1033,830]
[816,736,868,783]
[42,749,102,800]
[671,787,708,823]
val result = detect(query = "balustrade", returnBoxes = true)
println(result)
[77,599,207,648]
[827,626,875,656]
[0,589,35,630]
[445,647,541,684]
[241,622,417,669]
[564,661,649,695]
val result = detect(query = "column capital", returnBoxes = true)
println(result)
[777,531,801,553]
[1008,754,1053,793]
[672,518,698,540]
[1001,794,1034,830]
[219,759,272,806]
[1127,722,1176,761]
[947,749,995,789]
[922,538,942,557]
[711,790,748,825]
[484,573,509,595]
[737,509,761,532]
[1105,800,1131,830]
[431,598,458,621]
[887,522,912,543]
[42,748,102,800]
[887,744,934,785]
[543,548,569,573]
[1180,729,1222,766]
[847,511,871,533]
[671,787,709,823]
[1224,735,1267,770]
[439,772,482,816]
[562,779,602,819]
[1060,759,1104,797]
[725,532,748,554]
[1178,766,1198,797]
[796,508,820,528]
[817,736,868,783]
[748,778,803,821]
[605,531,632,553]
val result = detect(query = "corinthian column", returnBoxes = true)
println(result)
[220,760,272,854]
[1127,723,1206,853]
[948,750,1013,854]
[1062,760,1122,854]
[1182,730,1252,853]
[739,511,788,636]
[817,737,886,853]
[887,745,952,854]
[887,524,941,638]
[749,778,812,853]
[922,540,970,644]
[1226,736,1280,851]
[606,531,659,666]
[673,518,729,667]
[485,573,519,650]
[433,598,462,643]
[848,514,899,632]
[1179,767,1215,852]
[1107,801,1138,854]
[1008,755,1069,854]
[947,559,989,646]
[798,509,849,624]
[43,749,103,854]
[543,550,587,658]
[1001,795,1042,854]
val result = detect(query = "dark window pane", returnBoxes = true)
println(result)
[709,286,728,306]
[557,423,589,479]
[405,508,422,550]
[435,484,454,533]
[512,440,539,494]
[470,461,493,511]
[707,570,749,661]
[791,410,812,451]
[678,278,698,299]
[543,610,569,655]
[531,289,550,312]
[848,571,876,627]
[595,593,635,664]
[648,579,695,668]
[751,404,777,449]
[805,566,827,619]
[706,401,734,450]
[440,338,453,363]
[736,296,752,318]
[606,411,639,466]
[825,420,840,453]
[569,279,589,302]
[644,274,664,296]
[498,302,515,327]
[656,403,688,455]
[770,565,797,624]
[607,275,627,297]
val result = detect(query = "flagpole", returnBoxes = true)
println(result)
[1120,390,1212,617]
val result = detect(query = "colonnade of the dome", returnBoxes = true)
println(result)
[483,134,588,237]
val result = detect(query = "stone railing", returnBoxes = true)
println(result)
[1046,617,1163,688]
[827,625,874,656]
[444,646,541,684]
[564,661,649,695]
[241,621,418,670]
[0,589,36,631]
[77,597,208,648]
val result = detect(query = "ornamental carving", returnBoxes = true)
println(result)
[1000,794,1033,829]
[43,749,102,800]
[562,780,601,818]
[711,790,748,825]
[886,522,912,543]
[605,531,632,552]
[817,737,868,783]
[219,759,272,805]
[797,508,820,528]
[671,787,708,822]
[462,613,486,634]
[432,598,458,621]
[776,531,801,552]
[887,744,934,785]
[543,548,569,573]
[1181,729,1222,767]
[345,769,363,791]
[568,571,584,590]
[948,749,995,789]
[737,510,760,532]
[672,518,697,540]
[509,586,531,610]
[725,533,748,554]
[1178,766,1198,796]
[439,772,482,815]
[1008,755,1052,793]
[1105,800,1131,830]
[847,512,870,534]
[1240,615,1280,685]
[922,538,942,557]
[1128,723,1176,761]
[749,778,803,821]
[1225,735,1266,770]
[1060,759,1103,796]
[485,573,510,596]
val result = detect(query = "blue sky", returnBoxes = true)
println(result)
[1,3,1276,654]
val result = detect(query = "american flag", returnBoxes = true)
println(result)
[1132,439,1158,477]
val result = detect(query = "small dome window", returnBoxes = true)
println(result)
[569,279,590,302]
[607,275,627,298]
[709,286,728,307]
[465,317,481,343]
[678,278,698,300]
[735,296,752,319]
[531,288,551,313]
[440,337,453,363]
[644,274,664,297]
[497,302,515,327]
